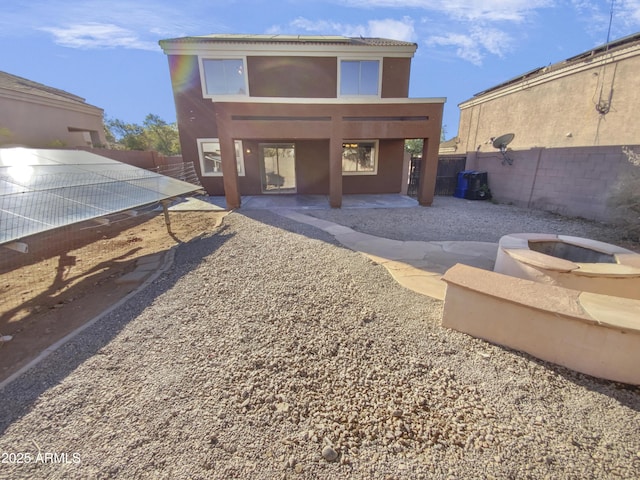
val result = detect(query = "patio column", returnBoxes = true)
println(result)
[329,118,343,208]
[218,123,241,210]
[417,137,438,206]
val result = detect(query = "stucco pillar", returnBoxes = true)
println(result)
[417,137,439,206]
[218,132,241,210]
[400,151,410,195]
[329,119,343,208]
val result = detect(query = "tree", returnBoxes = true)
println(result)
[104,114,180,155]
[105,118,148,151]
[404,126,448,156]
[143,114,180,156]
[404,139,423,156]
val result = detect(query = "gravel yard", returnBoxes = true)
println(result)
[308,196,634,245]
[0,200,639,479]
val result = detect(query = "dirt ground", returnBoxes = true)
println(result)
[0,209,228,383]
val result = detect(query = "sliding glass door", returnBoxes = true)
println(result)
[260,144,296,193]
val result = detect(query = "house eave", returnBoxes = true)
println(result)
[0,87,104,117]
[207,96,446,105]
[159,38,417,58]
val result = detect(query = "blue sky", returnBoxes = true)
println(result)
[2,0,639,139]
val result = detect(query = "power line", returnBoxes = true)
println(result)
[606,0,615,44]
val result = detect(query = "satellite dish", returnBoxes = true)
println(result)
[492,133,514,150]
[492,133,515,165]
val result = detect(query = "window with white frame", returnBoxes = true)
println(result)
[201,58,247,96]
[198,138,245,177]
[339,60,380,96]
[342,141,378,175]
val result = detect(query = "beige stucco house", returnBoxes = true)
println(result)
[0,71,106,148]
[455,32,640,153]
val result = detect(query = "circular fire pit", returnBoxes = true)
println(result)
[494,233,640,300]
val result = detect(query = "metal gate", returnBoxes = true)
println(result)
[407,155,466,197]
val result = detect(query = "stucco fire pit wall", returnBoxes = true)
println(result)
[442,264,640,385]
[493,233,640,300]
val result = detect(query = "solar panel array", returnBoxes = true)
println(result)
[0,148,202,245]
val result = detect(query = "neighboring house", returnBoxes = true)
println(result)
[456,32,640,153]
[159,34,444,208]
[438,136,460,154]
[0,71,106,149]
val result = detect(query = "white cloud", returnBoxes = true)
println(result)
[474,27,513,56]
[570,0,640,41]
[3,0,210,49]
[611,0,640,35]
[289,17,362,35]
[427,33,484,65]
[426,27,513,65]
[40,23,159,50]
[337,0,553,22]
[367,18,417,41]
[289,16,416,42]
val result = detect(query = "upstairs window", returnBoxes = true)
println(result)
[202,59,247,95]
[340,60,380,96]
[342,141,378,175]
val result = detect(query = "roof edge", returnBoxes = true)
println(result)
[463,32,640,103]
[159,34,417,57]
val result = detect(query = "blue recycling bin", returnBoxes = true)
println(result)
[454,170,475,198]
[454,170,491,200]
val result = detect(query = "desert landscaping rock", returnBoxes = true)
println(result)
[0,203,638,479]
[321,446,339,462]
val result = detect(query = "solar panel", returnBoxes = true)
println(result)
[0,148,202,245]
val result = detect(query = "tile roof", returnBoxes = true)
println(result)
[160,34,416,48]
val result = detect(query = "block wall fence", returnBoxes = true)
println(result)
[75,147,185,169]
[462,145,640,223]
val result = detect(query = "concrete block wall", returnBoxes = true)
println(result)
[465,145,639,223]
[76,147,183,169]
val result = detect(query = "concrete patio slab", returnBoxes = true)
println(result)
[208,194,420,211]
[434,241,499,257]
[322,225,357,236]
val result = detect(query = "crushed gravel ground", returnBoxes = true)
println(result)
[0,201,639,479]
[308,196,634,245]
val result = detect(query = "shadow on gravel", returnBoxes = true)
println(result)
[0,226,233,436]
[505,345,640,412]
[238,209,350,249]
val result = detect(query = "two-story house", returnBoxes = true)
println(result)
[159,34,444,208]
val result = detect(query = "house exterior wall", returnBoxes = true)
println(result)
[380,57,411,98]
[343,139,405,194]
[465,145,638,222]
[247,57,337,98]
[0,91,106,148]
[457,41,640,153]
[245,56,411,99]
[295,140,330,194]
[161,36,445,207]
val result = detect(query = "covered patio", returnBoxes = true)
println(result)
[213,99,444,209]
